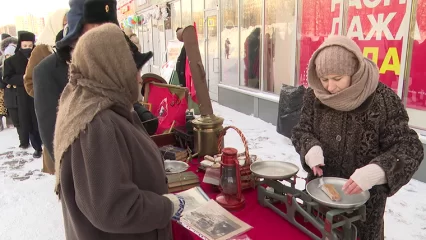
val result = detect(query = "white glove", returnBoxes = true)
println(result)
[305,145,325,169]
[350,164,387,191]
[164,194,185,221]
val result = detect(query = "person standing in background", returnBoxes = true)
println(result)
[124,27,142,52]
[225,38,230,59]
[33,0,153,163]
[24,8,68,98]
[3,31,43,158]
[23,8,68,173]
[0,34,17,130]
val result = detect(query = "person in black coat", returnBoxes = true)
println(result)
[133,102,158,136]
[33,0,153,161]
[3,31,43,158]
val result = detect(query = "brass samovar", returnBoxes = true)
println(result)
[177,26,224,159]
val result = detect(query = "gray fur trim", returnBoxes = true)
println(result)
[1,37,18,53]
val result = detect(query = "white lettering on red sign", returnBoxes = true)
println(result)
[347,16,363,40]
[331,18,341,35]
[365,12,396,40]
[346,10,421,41]
[331,0,343,12]
[348,0,404,9]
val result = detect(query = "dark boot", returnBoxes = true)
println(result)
[33,150,42,158]
[6,116,13,128]
[19,142,30,149]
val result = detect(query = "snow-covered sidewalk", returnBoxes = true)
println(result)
[0,102,425,240]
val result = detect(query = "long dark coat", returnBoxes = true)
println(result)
[292,83,424,240]
[3,51,39,134]
[33,52,69,160]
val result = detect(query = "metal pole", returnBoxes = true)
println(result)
[401,0,418,106]
[294,0,303,86]
[260,0,265,91]
[341,0,349,35]
[238,0,241,87]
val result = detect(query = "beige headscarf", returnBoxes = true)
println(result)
[307,35,379,111]
[54,23,139,195]
[36,9,69,46]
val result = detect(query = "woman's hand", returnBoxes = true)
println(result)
[164,194,186,221]
[342,179,363,195]
[312,164,324,176]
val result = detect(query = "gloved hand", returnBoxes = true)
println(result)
[305,145,325,176]
[343,164,387,195]
[163,194,186,221]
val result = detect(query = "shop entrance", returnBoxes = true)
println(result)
[204,10,219,102]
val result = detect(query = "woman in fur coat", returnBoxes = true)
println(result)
[0,36,18,129]
[291,35,423,240]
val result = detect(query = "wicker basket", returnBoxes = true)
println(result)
[217,126,257,190]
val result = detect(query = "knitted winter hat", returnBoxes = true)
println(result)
[314,45,358,78]
[307,35,379,112]
[1,33,11,41]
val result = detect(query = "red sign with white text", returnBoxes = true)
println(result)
[299,0,426,110]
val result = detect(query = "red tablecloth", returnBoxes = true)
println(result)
[171,162,317,240]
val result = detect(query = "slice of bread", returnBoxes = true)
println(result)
[321,183,341,201]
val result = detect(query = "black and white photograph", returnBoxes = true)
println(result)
[180,200,252,240]
[185,211,241,239]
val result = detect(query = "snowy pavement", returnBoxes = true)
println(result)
[0,102,425,240]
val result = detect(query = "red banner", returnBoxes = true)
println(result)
[299,0,426,111]
[409,0,426,110]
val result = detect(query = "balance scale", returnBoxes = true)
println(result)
[251,161,368,240]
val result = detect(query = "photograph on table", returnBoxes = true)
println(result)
[180,200,252,240]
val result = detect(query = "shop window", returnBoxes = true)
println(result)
[205,0,217,9]
[240,0,262,90]
[182,0,192,26]
[164,9,174,51]
[406,1,426,131]
[298,0,343,87]
[221,0,239,86]
[152,19,161,67]
[137,22,152,74]
[171,1,182,39]
[192,0,205,66]
[263,0,296,94]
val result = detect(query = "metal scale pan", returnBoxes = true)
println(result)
[306,177,370,209]
[250,161,299,180]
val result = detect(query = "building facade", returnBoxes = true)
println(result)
[118,0,137,27]
[0,25,17,37]
[135,0,426,181]
[15,14,45,36]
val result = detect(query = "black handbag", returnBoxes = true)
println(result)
[276,84,306,138]
[4,87,18,109]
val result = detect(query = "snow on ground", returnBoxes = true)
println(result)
[0,102,425,240]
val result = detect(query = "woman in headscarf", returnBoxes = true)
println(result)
[291,35,423,240]
[54,23,185,240]
[24,8,68,97]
